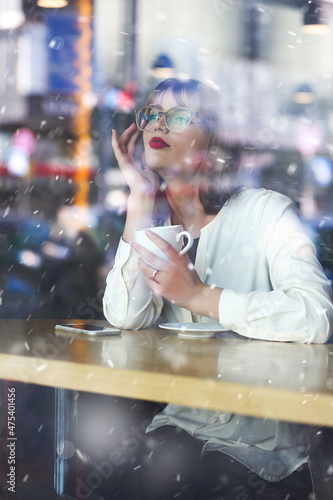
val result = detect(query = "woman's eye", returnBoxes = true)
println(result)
[149,112,160,122]
[172,115,189,126]
[175,116,188,123]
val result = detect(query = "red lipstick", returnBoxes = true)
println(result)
[149,137,170,149]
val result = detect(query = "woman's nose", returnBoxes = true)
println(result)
[154,114,167,131]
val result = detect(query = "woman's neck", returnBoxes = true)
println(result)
[164,181,215,237]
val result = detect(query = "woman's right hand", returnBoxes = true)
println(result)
[112,124,160,198]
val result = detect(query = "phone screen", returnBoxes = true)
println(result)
[69,324,106,331]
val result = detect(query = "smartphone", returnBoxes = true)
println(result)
[55,323,122,337]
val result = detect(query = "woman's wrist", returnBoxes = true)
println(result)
[128,178,159,199]
[127,191,156,206]
[122,192,156,243]
[127,192,156,224]
[186,283,223,321]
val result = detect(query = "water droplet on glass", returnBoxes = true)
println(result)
[49,36,65,51]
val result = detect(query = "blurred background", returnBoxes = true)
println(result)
[0,0,333,320]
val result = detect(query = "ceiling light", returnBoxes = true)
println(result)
[152,53,175,80]
[37,0,68,7]
[303,2,329,34]
[293,83,315,104]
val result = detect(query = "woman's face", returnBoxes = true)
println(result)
[142,90,210,179]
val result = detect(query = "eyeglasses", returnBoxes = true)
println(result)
[135,105,197,133]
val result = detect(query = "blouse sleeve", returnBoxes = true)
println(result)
[102,238,163,329]
[219,203,333,343]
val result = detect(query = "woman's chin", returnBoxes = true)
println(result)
[144,155,196,180]
[144,155,167,172]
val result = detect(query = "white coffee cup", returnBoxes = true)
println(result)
[134,225,194,264]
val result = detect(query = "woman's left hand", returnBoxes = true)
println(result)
[131,230,204,310]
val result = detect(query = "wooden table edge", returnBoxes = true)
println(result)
[1,352,332,427]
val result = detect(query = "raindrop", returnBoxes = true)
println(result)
[287,163,298,175]
[57,440,76,459]
[36,363,47,371]
[49,36,65,51]
[327,464,333,475]
[76,448,88,462]
[326,377,333,390]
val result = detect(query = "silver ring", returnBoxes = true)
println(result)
[152,269,158,280]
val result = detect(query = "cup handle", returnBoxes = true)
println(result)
[177,231,194,255]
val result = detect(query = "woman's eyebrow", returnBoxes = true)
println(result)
[149,103,163,109]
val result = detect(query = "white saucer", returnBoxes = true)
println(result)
[158,323,227,338]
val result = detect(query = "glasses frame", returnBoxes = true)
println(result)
[135,105,197,133]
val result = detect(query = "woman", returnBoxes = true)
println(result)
[103,78,332,342]
[103,78,333,499]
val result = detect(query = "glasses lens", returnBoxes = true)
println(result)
[136,107,160,131]
[165,108,192,132]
